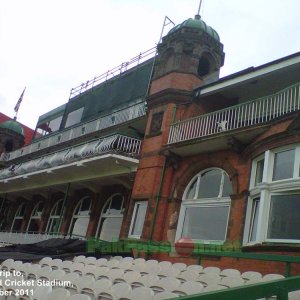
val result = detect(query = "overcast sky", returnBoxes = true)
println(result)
[1,0,300,129]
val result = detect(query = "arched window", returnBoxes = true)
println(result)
[11,203,26,232]
[176,168,232,243]
[96,194,125,242]
[69,197,91,238]
[27,201,44,232]
[46,199,64,234]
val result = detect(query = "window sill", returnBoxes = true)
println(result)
[242,243,300,252]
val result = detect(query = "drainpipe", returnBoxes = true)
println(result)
[59,183,70,237]
[149,158,167,241]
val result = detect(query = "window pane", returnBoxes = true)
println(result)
[255,159,264,185]
[130,202,147,237]
[48,116,63,133]
[268,194,300,240]
[99,217,123,242]
[273,149,295,181]
[249,198,260,242]
[71,217,89,237]
[198,170,222,198]
[186,178,197,199]
[222,172,232,197]
[65,107,84,128]
[181,206,229,241]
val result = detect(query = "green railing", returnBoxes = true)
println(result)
[178,276,300,300]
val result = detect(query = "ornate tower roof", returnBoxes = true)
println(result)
[0,119,24,137]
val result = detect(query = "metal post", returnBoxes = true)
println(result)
[59,183,71,237]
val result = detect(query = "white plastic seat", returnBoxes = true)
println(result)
[1,258,14,270]
[198,273,221,286]
[157,266,181,278]
[106,268,124,282]
[48,269,65,281]
[173,281,204,296]
[145,259,159,266]
[139,273,160,287]
[44,288,70,300]
[203,266,221,275]
[73,255,86,263]
[177,270,199,282]
[110,282,132,299]
[38,266,53,280]
[186,265,203,274]
[85,257,97,265]
[118,261,133,271]
[68,275,95,295]
[219,276,245,288]
[262,274,285,281]
[111,256,123,261]
[242,271,262,281]
[95,258,108,266]
[204,283,228,292]
[129,286,154,300]
[220,268,241,278]
[94,266,110,279]
[153,291,179,299]
[81,278,113,299]
[83,265,97,277]
[123,271,141,284]
[60,272,80,284]
[122,257,134,262]
[49,258,62,270]
[27,264,42,280]
[61,260,73,273]
[31,285,53,300]
[172,263,187,272]
[133,258,146,265]
[71,262,85,275]
[151,277,181,293]
[39,257,52,267]
[158,261,172,269]
[10,260,23,272]
[106,260,120,268]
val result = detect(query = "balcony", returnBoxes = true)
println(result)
[0,134,141,193]
[0,101,146,163]
[168,83,300,148]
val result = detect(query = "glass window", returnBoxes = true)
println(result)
[97,194,125,241]
[255,159,264,184]
[273,149,295,181]
[46,199,64,234]
[249,198,260,242]
[48,116,63,132]
[65,107,84,128]
[129,201,148,238]
[181,205,230,241]
[267,194,300,240]
[11,203,26,232]
[27,202,44,232]
[69,197,91,238]
[177,168,232,243]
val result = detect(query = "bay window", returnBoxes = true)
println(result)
[245,144,300,244]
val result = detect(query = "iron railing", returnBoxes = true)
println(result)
[0,134,142,180]
[0,102,146,162]
[168,83,300,144]
[69,47,156,99]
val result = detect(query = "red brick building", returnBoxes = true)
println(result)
[1,14,300,275]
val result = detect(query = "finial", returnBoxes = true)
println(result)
[195,0,202,19]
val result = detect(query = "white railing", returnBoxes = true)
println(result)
[1,102,146,162]
[168,83,300,144]
[0,134,142,180]
[69,47,156,99]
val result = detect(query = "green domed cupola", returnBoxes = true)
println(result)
[168,14,220,42]
[0,119,24,137]
[0,118,25,153]
[152,14,225,84]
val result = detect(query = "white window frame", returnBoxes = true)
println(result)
[175,168,232,244]
[11,203,26,232]
[128,201,148,239]
[68,196,91,238]
[96,193,125,241]
[46,199,64,234]
[244,143,300,245]
[26,201,44,232]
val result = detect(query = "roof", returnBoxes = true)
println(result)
[0,113,35,145]
[194,50,300,97]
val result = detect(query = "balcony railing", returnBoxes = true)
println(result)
[0,101,146,162]
[0,134,142,180]
[168,83,300,144]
